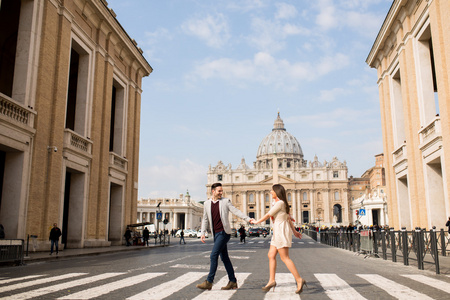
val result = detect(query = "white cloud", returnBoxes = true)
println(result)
[181,14,230,48]
[275,3,298,20]
[139,158,207,201]
[316,0,337,30]
[318,87,351,102]
[186,52,349,89]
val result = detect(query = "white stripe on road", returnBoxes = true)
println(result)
[264,273,301,300]
[258,241,265,243]
[0,273,86,293]
[402,274,450,294]
[170,264,226,271]
[0,275,44,285]
[308,242,315,244]
[127,272,206,300]
[57,273,166,299]
[192,272,251,300]
[248,242,255,244]
[358,274,433,300]
[203,255,249,259]
[315,274,366,300]
[3,273,123,300]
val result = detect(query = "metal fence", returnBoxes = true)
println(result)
[0,239,24,265]
[319,227,450,274]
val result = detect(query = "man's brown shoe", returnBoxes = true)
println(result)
[196,280,213,290]
[221,281,238,290]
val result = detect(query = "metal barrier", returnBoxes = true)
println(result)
[320,227,446,274]
[0,239,24,265]
[304,229,317,241]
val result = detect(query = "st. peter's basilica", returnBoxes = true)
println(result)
[207,113,349,228]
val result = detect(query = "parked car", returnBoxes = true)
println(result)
[231,228,238,238]
[175,229,197,238]
[248,228,260,237]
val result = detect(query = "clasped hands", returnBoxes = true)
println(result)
[249,218,257,225]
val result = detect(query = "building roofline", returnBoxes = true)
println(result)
[366,0,403,67]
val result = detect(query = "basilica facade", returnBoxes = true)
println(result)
[207,113,349,228]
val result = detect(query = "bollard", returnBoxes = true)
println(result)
[402,227,409,266]
[440,229,446,256]
[415,228,424,270]
[430,226,440,274]
[390,229,397,262]
[381,229,387,260]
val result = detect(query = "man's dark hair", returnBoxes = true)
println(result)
[211,182,222,191]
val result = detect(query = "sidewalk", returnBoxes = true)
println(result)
[23,242,168,263]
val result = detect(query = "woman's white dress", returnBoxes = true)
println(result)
[268,200,292,249]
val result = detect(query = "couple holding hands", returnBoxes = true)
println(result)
[196,183,307,294]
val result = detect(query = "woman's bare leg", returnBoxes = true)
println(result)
[278,247,303,288]
[267,245,278,284]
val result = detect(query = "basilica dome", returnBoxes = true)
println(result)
[256,113,303,160]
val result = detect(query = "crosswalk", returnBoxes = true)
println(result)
[0,271,449,299]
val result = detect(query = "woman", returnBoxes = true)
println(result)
[251,184,306,294]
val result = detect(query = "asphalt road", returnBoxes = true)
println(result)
[1,235,450,299]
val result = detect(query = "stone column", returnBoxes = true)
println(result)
[297,190,302,224]
[173,212,178,229]
[260,191,265,220]
[291,190,296,225]
[243,192,247,215]
[256,192,261,220]
[139,212,142,223]
[310,190,315,224]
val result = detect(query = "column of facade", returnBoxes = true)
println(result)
[296,190,301,224]
[186,210,191,229]
[260,191,265,219]
[173,212,177,229]
[243,192,247,215]
[310,190,315,224]
[291,190,297,225]
[139,212,143,223]
[256,192,261,220]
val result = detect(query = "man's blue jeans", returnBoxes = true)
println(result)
[50,239,58,254]
[207,231,236,283]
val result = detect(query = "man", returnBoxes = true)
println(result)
[179,229,186,244]
[49,223,62,255]
[143,227,150,246]
[124,227,132,246]
[238,225,246,243]
[446,217,450,233]
[196,183,254,290]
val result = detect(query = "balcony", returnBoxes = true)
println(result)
[392,143,407,166]
[419,117,442,152]
[0,92,35,130]
[63,129,92,156]
[110,152,128,171]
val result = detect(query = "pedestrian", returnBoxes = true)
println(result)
[143,227,150,246]
[49,223,62,255]
[446,217,450,233]
[196,182,254,291]
[238,225,246,243]
[179,229,186,244]
[124,227,132,246]
[252,184,306,294]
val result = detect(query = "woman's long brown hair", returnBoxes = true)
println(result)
[272,184,289,214]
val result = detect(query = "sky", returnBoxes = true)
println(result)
[106,0,393,202]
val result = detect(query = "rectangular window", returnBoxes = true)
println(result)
[333,171,339,178]
[110,79,126,155]
[316,174,321,179]
[248,175,254,181]
[235,176,240,181]
[391,67,406,148]
[217,174,223,181]
[287,174,291,179]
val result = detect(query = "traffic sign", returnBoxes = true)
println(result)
[359,208,366,216]
[156,212,162,220]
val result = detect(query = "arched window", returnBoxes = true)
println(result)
[236,194,240,204]
[333,204,342,223]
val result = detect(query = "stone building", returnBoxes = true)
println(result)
[351,154,388,227]
[207,113,349,228]
[137,192,204,232]
[0,0,152,249]
[366,0,450,230]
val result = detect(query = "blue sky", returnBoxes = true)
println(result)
[106,0,392,201]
